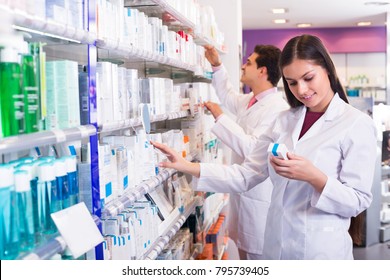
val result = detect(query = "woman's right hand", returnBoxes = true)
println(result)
[150,141,201,177]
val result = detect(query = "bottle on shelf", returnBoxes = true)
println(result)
[14,169,35,252]
[0,164,20,259]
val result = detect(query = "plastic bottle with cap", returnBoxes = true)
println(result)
[54,159,69,209]
[36,162,57,235]
[0,164,19,259]
[21,40,40,133]
[63,155,79,206]
[16,161,42,245]
[0,42,24,137]
[14,169,35,251]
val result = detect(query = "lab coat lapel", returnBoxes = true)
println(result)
[294,93,345,144]
[291,107,306,148]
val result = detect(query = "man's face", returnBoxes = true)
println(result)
[241,53,262,87]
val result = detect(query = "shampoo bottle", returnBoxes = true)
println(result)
[21,42,40,133]
[17,161,42,245]
[64,155,79,206]
[54,159,69,209]
[0,47,24,137]
[0,164,19,259]
[37,162,58,235]
[14,170,35,251]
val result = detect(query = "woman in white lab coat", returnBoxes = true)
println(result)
[152,34,377,259]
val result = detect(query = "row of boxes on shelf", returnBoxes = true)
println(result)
[204,214,226,259]
[96,61,219,125]
[102,199,160,260]
[159,0,225,49]
[0,35,218,137]
[181,192,228,260]
[0,152,80,260]
[98,129,192,205]
[156,228,193,260]
[98,0,223,62]
[0,36,84,137]
[98,2,205,68]
[101,174,194,260]
[1,0,85,30]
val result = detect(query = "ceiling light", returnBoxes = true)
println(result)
[357,21,372,26]
[297,23,312,28]
[364,1,389,5]
[273,19,288,24]
[271,8,287,14]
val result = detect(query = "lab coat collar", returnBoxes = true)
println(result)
[291,93,345,146]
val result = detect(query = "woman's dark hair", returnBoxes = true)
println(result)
[279,34,348,108]
[253,45,282,87]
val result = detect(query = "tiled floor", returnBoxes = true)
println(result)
[353,242,390,260]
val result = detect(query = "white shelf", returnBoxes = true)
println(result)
[96,39,197,72]
[150,0,196,30]
[20,236,66,260]
[0,5,96,44]
[143,196,201,260]
[202,196,227,235]
[0,125,96,155]
[99,111,189,133]
[20,215,101,260]
[102,168,177,217]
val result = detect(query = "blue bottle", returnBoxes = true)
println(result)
[54,159,69,209]
[17,162,42,245]
[0,164,19,259]
[37,162,58,235]
[64,155,79,206]
[14,170,35,251]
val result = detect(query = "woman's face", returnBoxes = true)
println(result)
[283,58,334,112]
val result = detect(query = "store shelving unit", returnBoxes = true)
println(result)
[143,196,201,260]
[19,214,101,260]
[102,168,177,217]
[99,111,189,133]
[0,125,96,155]
[0,0,225,260]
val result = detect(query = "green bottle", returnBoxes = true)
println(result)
[22,43,39,133]
[0,47,24,137]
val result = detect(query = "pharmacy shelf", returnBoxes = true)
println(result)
[192,32,227,54]
[96,39,197,72]
[20,215,101,260]
[102,168,177,218]
[20,235,67,260]
[0,125,97,155]
[125,0,196,31]
[98,111,189,133]
[143,196,201,260]
[202,195,228,236]
[0,5,96,44]
[151,0,196,30]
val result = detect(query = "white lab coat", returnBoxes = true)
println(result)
[195,93,377,259]
[211,65,289,255]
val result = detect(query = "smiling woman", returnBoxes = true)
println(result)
[152,34,378,259]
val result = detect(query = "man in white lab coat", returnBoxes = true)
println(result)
[203,45,289,259]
